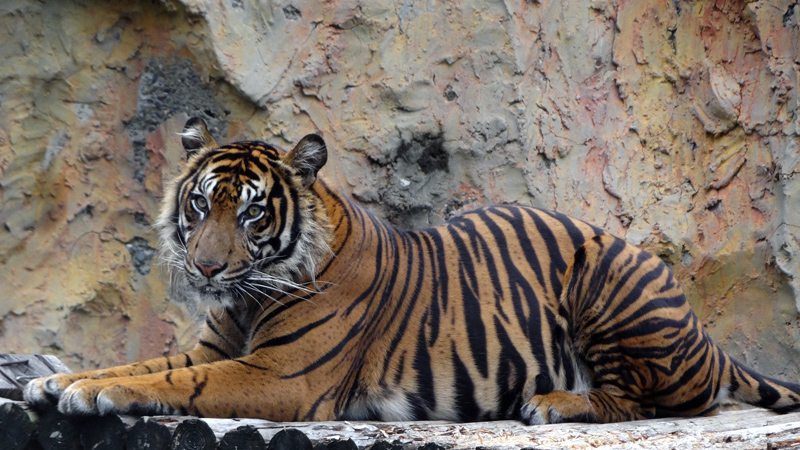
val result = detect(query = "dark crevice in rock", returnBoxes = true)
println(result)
[125,58,227,184]
[126,236,156,276]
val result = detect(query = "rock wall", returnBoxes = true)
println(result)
[1,0,799,381]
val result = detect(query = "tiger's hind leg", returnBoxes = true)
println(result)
[521,235,712,424]
[521,389,656,425]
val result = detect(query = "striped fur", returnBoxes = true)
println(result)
[24,118,800,423]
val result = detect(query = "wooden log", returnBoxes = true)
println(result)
[320,438,358,450]
[367,441,404,450]
[219,425,267,450]
[417,444,445,450]
[0,400,38,450]
[79,415,126,450]
[35,410,81,450]
[143,409,800,450]
[267,428,312,450]
[125,418,171,450]
[172,418,217,450]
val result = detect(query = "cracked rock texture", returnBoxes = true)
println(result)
[1,0,799,381]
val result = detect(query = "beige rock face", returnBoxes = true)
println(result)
[1,0,798,383]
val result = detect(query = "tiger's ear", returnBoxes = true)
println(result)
[284,134,328,187]
[180,117,218,156]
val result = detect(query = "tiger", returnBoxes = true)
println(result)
[24,116,800,424]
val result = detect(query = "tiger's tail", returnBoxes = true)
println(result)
[723,351,800,414]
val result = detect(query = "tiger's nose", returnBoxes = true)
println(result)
[194,260,225,278]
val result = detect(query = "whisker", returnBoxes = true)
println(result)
[243,282,288,308]
[237,283,267,311]
[247,272,331,294]
[245,281,311,303]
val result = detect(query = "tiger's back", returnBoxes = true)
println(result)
[24,118,800,424]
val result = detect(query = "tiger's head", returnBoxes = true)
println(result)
[156,117,333,307]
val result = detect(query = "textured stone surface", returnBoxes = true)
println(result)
[0,0,799,383]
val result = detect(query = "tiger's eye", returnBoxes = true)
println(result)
[195,196,208,210]
[248,205,262,217]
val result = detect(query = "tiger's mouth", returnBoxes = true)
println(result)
[200,285,224,295]
[184,275,233,302]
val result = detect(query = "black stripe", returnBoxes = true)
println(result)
[481,207,547,294]
[539,207,604,248]
[225,306,250,337]
[251,311,337,351]
[446,219,489,378]
[280,307,366,379]
[411,311,434,418]
[381,231,427,380]
[452,340,481,421]
[393,351,406,385]
[199,340,232,359]
[423,228,450,313]
[450,217,506,312]
[234,359,271,371]
[188,372,209,407]
[205,316,237,353]
[522,207,569,293]
[465,209,548,380]
[252,296,314,337]
[305,386,335,420]
[493,316,527,418]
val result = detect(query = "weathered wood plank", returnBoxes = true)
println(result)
[0,354,71,400]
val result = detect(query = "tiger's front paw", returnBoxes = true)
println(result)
[58,380,168,416]
[23,373,78,409]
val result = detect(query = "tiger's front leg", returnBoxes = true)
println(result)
[56,356,324,420]
[25,308,247,410]
[24,345,224,410]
